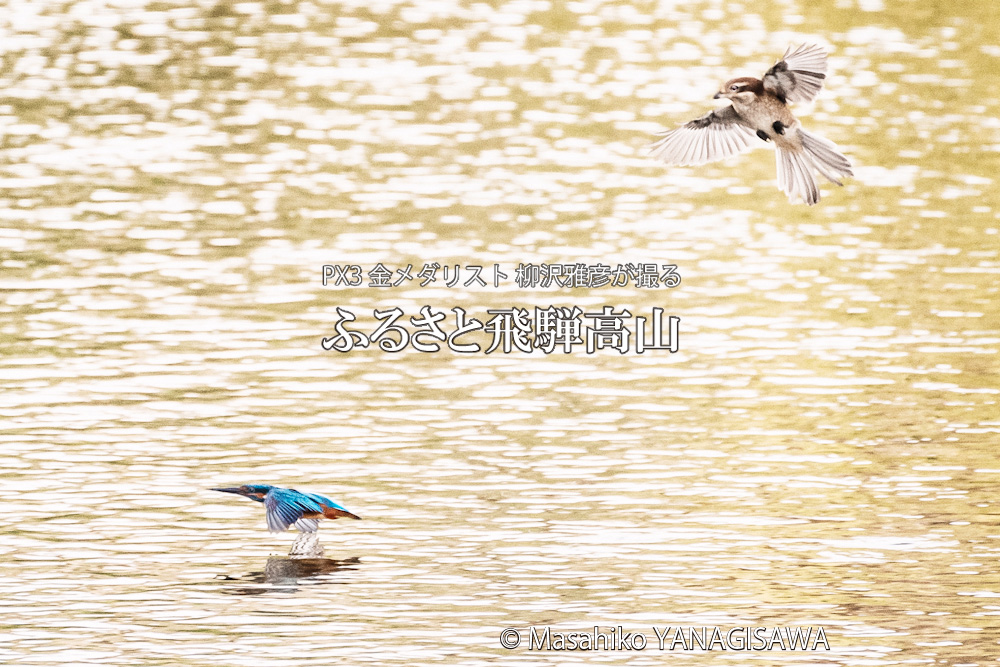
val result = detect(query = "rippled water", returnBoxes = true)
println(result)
[2,0,999,665]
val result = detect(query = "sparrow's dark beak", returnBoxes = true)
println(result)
[212,487,244,495]
[713,92,723,99]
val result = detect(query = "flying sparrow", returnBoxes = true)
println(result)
[648,43,853,205]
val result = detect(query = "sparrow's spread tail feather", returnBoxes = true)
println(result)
[798,128,853,185]
[776,146,820,206]
[776,129,852,205]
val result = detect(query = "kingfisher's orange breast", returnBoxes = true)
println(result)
[322,505,361,520]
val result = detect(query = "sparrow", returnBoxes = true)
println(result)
[648,43,853,205]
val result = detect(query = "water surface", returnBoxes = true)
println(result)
[1,0,999,665]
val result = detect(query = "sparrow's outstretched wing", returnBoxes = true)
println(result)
[648,105,757,166]
[762,43,828,104]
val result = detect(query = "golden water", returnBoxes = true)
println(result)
[1,0,998,664]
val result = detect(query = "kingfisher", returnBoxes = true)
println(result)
[212,484,361,533]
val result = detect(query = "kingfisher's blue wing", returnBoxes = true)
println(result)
[304,492,362,520]
[264,488,325,533]
[303,492,348,513]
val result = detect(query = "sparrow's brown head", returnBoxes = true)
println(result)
[714,76,763,101]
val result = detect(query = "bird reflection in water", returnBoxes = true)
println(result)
[220,546,361,596]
